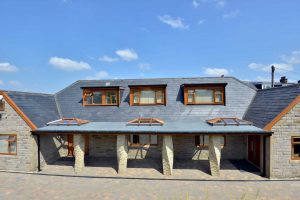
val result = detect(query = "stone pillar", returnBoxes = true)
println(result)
[74,134,85,173]
[117,135,128,174]
[162,135,174,175]
[209,135,222,176]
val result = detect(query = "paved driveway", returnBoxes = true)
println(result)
[0,172,299,200]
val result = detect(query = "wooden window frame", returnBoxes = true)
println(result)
[195,135,226,148]
[0,134,17,155]
[129,134,158,146]
[129,86,167,106]
[291,136,300,160]
[0,100,5,111]
[83,88,120,106]
[184,86,225,105]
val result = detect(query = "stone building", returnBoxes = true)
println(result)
[0,77,299,178]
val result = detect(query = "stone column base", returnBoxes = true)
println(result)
[162,135,174,175]
[117,135,128,174]
[74,134,85,174]
[209,135,222,176]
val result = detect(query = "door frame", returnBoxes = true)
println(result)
[67,134,89,156]
[247,135,261,168]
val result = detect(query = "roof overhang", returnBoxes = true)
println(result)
[128,84,167,88]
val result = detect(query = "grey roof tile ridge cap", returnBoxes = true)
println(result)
[76,76,234,82]
[242,89,258,120]
[54,80,81,95]
[4,90,54,96]
[54,94,63,118]
[230,77,257,91]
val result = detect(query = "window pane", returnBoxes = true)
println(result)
[293,144,300,158]
[155,90,164,104]
[195,89,214,103]
[215,90,223,103]
[106,92,117,104]
[133,91,139,104]
[93,92,102,104]
[86,96,92,104]
[140,90,155,104]
[0,135,16,154]
[293,138,300,143]
[132,135,140,144]
[188,90,194,103]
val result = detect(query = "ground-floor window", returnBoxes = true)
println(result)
[129,134,158,146]
[291,137,300,160]
[195,135,226,148]
[0,134,17,155]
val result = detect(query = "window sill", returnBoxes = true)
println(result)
[290,159,300,164]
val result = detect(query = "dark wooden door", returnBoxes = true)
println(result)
[248,135,261,167]
[67,135,89,156]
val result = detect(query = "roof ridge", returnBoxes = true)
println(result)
[4,90,54,96]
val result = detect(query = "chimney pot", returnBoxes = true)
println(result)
[280,76,288,84]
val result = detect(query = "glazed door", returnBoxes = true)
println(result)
[248,135,261,167]
[67,135,89,156]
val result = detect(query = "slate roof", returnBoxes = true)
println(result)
[35,121,270,135]
[5,91,60,128]
[55,77,257,123]
[244,84,300,128]
[3,76,263,131]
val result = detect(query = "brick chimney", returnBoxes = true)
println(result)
[280,76,288,84]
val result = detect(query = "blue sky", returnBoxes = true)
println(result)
[0,0,299,93]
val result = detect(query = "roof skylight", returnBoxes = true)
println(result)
[207,118,253,126]
[127,118,164,126]
[47,118,89,126]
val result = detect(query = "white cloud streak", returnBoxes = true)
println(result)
[8,80,21,87]
[99,55,119,63]
[115,49,138,61]
[49,57,91,71]
[158,15,189,30]
[0,80,4,85]
[86,71,109,80]
[0,62,18,72]
[223,10,240,19]
[138,63,151,71]
[204,68,229,76]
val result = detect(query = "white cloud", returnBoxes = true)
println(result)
[215,0,226,7]
[99,55,119,63]
[86,71,109,80]
[281,50,300,64]
[49,57,91,71]
[204,68,229,76]
[138,63,151,71]
[158,15,189,30]
[198,19,206,25]
[223,10,240,19]
[0,62,18,72]
[248,62,293,72]
[193,0,226,8]
[0,80,4,85]
[115,49,138,61]
[8,80,21,87]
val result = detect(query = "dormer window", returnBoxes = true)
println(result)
[182,84,226,105]
[129,85,167,106]
[82,87,120,106]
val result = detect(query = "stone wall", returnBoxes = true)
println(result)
[40,134,68,167]
[88,134,247,160]
[0,98,37,172]
[173,135,247,160]
[270,103,300,178]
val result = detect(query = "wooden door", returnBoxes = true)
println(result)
[67,135,89,156]
[248,135,261,167]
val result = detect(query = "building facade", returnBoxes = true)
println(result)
[0,77,299,178]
